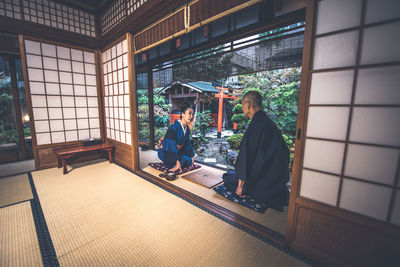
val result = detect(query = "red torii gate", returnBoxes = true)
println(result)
[214,86,238,138]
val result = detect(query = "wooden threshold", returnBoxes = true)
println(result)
[133,169,287,247]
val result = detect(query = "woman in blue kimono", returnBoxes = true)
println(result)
[158,103,195,172]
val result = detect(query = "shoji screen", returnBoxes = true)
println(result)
[102,39,131,145]
[23,38,100,146]
[300,0,400,225]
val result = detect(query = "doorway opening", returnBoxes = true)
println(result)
[136,22,304,236]
[0,54,33,164]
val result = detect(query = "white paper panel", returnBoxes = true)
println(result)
[47,96,61,107]
[117,56,122,69]
[35,120,49,133]
[110,129,115,139]
[119,119,125,131]
[25,40,41,54]
[90,128,100,139]
[115,130,120,141]
[64,120,77,130]
[125,120,131,133]
[316,0,361,35]
[63,108,75,119]
[124,108,130,120]
[57,46,70,59]
[28,68,44,81]
[85,63,95,74]
[60,84,73,95]
[118,83,124,95]
[65,130,78,141]
[390,190,400,226]
[350,107,400,146]
[303,139,345,174]
[45,83,60,95]
[48,108,63,119]
[71,49,83,61]
[36,133,51,145]
[87,97,98,107]
[122,40,127,53]
[26,54,42,68]
[355,66,400,105]
[118,69,123,82]
[43,57,57,70]
[114,108,119,119]
[126,133,131,145]
[73,85,84,96]
[123,68,128,81]
[58,59,71,71]
[77,119,88,129]
[124,81,129,94]
[313,31,359,70]
[31,95,47,107]
[33,108,48,120]
[61,96,74,107]
[340,179,391,220]
[41,43,56,57]
[89,118,99,128]
[59,71,72,83]
[120,131,126,143]
[75,97,87,107]
[78,129,89,140]
[44,70,59,82]
[84,51,95,64]
[86,86,97,96]
[76,107,88,118]
[30,82,45,94]
[115,118,120,129]
[300,169,340,205]
[360,22,400,65]
[306,107,349,140]
[365,0,400,24]
[86,75,96,86]
[73,73,85,84]
[72,61,84,73]
[345,144,399,185]
[123,54,128,67]
[50,120,64,131]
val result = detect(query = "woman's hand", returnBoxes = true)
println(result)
[169,160,182,172]
[191,157,194,167]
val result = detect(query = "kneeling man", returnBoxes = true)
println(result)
[223,91,290,211]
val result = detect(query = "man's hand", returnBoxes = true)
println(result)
[236,179,246,198]
[169,161,182,172]
[191,157,194,167]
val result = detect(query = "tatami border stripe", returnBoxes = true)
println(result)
[28,172,60,267]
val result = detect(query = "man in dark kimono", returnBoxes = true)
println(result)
[223,91,290,211]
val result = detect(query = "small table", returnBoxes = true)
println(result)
[54,143,114,174]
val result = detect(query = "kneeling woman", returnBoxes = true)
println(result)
[158,104,195,172]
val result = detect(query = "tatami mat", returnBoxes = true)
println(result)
[0,202,43,266]
[0,174,33,208]
[143,164,288,235]
[32,162,308,266]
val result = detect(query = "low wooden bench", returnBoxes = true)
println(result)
[54,143,114,174]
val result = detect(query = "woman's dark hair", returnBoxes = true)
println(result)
[180,101,193,118]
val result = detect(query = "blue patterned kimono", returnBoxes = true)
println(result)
[158,120,194,169]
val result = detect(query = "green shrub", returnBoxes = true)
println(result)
[232,104,242,114]
[155,116,169,127]
[226,133,244,150]
[193,110,214,137]
[231,114,247,130]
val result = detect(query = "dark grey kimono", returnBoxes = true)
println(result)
[232,110,289,210]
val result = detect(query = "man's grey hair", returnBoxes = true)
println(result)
[242,90,262,108]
